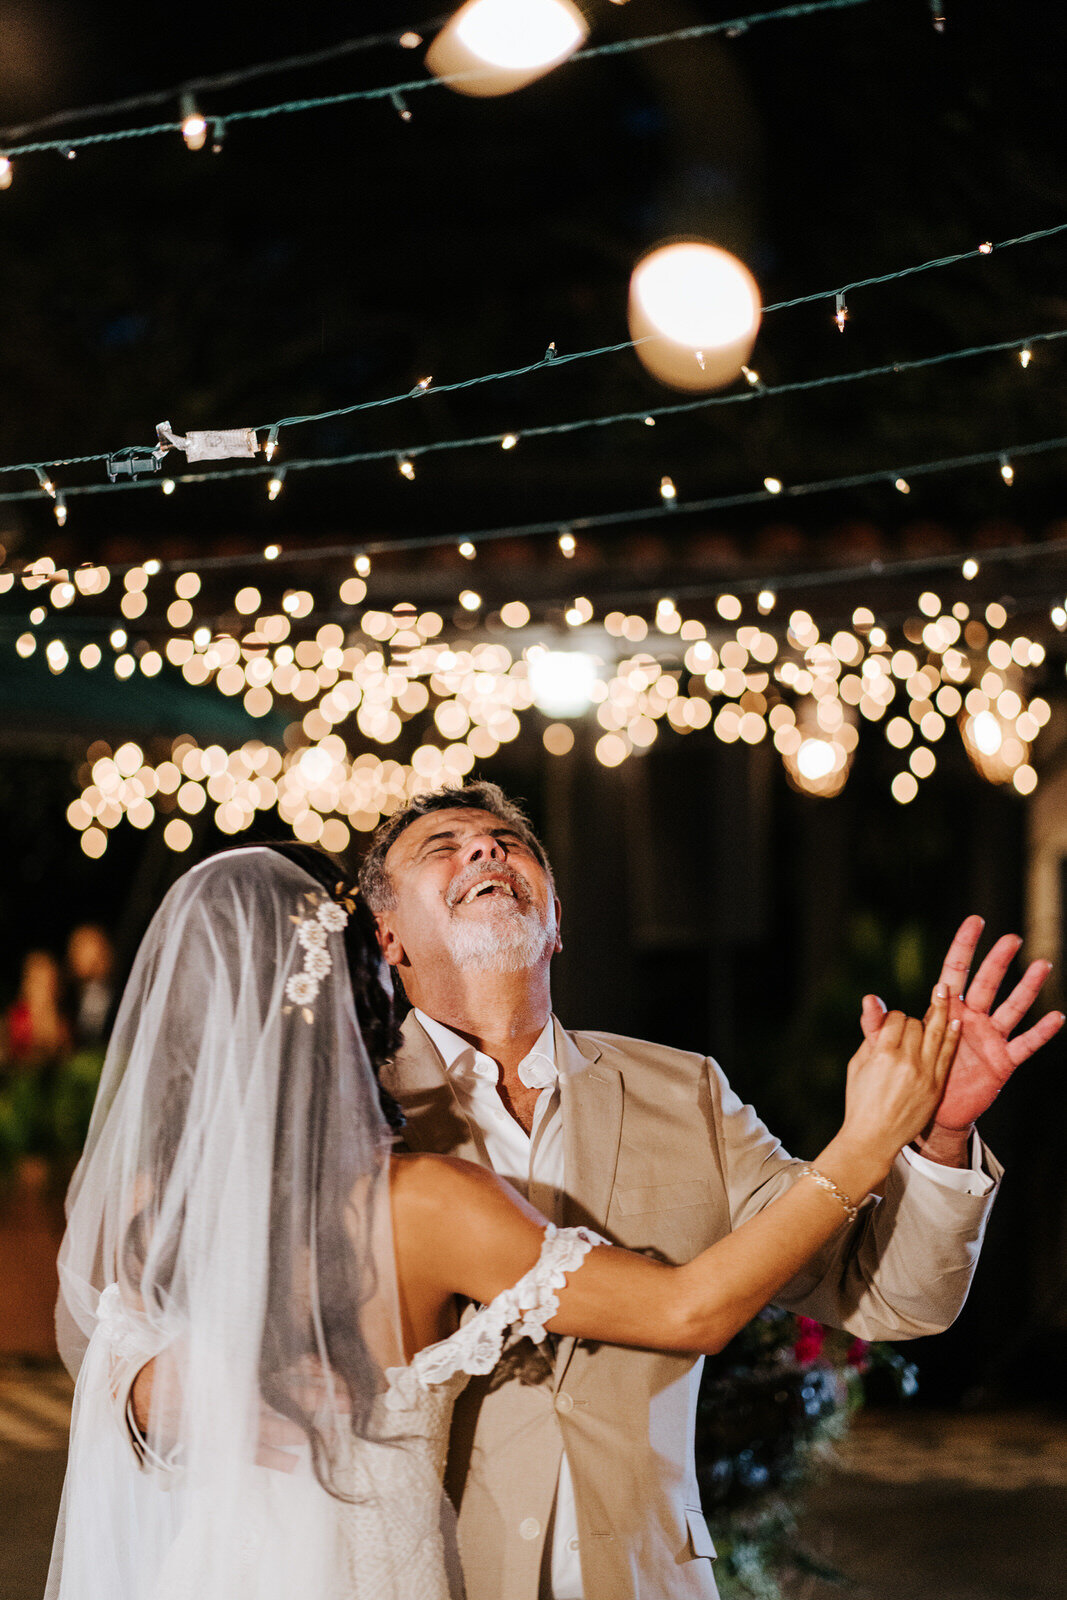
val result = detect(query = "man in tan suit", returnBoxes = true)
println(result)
[363,779,1062,1600]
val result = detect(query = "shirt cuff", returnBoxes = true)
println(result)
[902,1132,995,1197]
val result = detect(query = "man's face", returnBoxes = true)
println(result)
[373,808,562,984]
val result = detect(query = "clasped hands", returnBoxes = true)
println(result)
[859,916,1063,1166]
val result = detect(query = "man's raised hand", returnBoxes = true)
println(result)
[862,916,1064,1146]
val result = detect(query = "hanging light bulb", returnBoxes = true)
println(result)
[34,466,57,498]
[354,555,371,577]
[0,156,12,190]
[834,291,848,333]
[267,469,286,500]
[263,426,281,462]
[1000,455,1014,485]
[1019,345,1033,369]
[629,241,761,392]
[458,541,477,560]
[558,531,576,556]
[660,476,677,502]
[426,0,587,97]
[54,494,68,527]
[501,433,518,450]
[162,478,176,495]
[180,94,209,151]
[894,476,911,494]
[398,456,416,480]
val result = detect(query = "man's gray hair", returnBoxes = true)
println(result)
[357,781,552,911]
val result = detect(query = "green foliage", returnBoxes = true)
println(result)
[697,1305,918,1599]
[0,1049,105,1180]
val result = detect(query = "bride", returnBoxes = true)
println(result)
[46,843,959,1600]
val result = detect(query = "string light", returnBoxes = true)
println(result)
[763,476,782,494]
[501,433,518,450]
[962,558,979,579]
[629,241,761,392]
[660,476,677,502]
[399,30,422,48]
[162,478,176,495]
[398,456,416,480]
[34,466,56,498]
[1000,454,1014,485]
[458,589,482,611]
[758,590,776,613]
[354,555,371,577]
[558,531,576,557]
[53,493,67,526]
[895,476,911,494]
[264,543,281,560]
[426,0,588,98]
[263,427,281,462]
[0,156,12,190]
[414,375,432,392]
[267,469,286,500]
[458,541,476,560]
[834,291,848,333]
[741,365,762,387]
[1020,345,1033,368]
[390,91,413,121]
[180,95,209,151]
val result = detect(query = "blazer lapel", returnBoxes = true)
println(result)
[555,1022,623,1387]
[382,1012,485,1165]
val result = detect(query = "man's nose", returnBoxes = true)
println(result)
[461,834,507,865]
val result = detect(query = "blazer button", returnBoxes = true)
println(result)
[555,1392,574,1414]
[519,1518,541,1541]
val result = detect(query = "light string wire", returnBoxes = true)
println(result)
[0,0,869,160]
[0,16,447,144]
[0,278,1062,491]
[4,528,1066,641]
[3,432,1064,584]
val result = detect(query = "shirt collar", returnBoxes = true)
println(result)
[414,1010,558,1091]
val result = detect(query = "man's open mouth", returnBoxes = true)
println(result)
[457,879,518,906]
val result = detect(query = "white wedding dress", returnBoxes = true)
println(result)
[90,1224,602,1600]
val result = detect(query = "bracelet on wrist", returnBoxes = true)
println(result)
[799,1163,860,1224]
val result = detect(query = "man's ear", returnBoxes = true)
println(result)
[374,912,406,968]
[552,896,563,955]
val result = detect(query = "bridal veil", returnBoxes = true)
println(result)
[46,846,433,1600]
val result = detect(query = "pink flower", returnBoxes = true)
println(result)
[793,1316,825,1365]
[846,1337,870,1371]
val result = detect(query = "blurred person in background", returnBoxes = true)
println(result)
[2,949,71,1070]
[65,923,116,1047]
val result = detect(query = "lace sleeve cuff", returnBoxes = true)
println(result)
[389,1223,605,1404]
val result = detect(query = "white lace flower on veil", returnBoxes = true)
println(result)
[284,889,350,1018]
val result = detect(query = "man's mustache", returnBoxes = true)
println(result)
[445,863,533,910]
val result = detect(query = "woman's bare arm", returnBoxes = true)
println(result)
[393,997,961,1356]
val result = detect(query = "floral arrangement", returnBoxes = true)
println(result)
[697,1305,917,1599]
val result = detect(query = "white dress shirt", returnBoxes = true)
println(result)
[413,1009,993,1598]
[413,1010,584,1600]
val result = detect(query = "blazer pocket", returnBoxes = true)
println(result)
[614,1179,713,1216]
[686,1506,717,1560]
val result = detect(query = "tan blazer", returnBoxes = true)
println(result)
[383,1012,1002,1600]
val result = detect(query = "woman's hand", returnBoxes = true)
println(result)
[836,988,961,1183]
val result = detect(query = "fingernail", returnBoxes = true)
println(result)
[949,1018,961,1030]
[935,983,948,1000]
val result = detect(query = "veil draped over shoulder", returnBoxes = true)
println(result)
[46,846,431,1600]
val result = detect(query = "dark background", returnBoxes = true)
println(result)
[1,0,1066,1400]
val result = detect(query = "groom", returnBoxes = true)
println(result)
[363,779,1061,1600]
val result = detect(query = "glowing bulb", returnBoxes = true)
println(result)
[459,589,482,611]
[629,242,761,392]
[559,532,576,556]
[763,476,782,495]
[263,432,280,462]
[264,543,281,560]
[1000,456,1014,485]
[0,156,12,190]
[268,471,286,500]
[529,650,598,716]
[501,433,518,450]
[459,541,477,560]
[834,292,848,333]
[978,240,993,255]
[144,559,161,575]
[796,739,836,782]
[427,0,587,95]
[415,375,432,391]
[398,457,416,480]
[54,494,67,526]
[355,555,371,577]
[110,629,127,650]
[162,478,176,495]
[1019,346,1033,368]
[660,476,677,501]
[742,365,761,387]
[399,30,422,47]
[962,558,979,580]
[895,477,911,494]
[34,467,56,498]
[757,590,776,613]
[180,96,208,151]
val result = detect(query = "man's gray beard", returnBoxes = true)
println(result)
[445,904,555,974]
